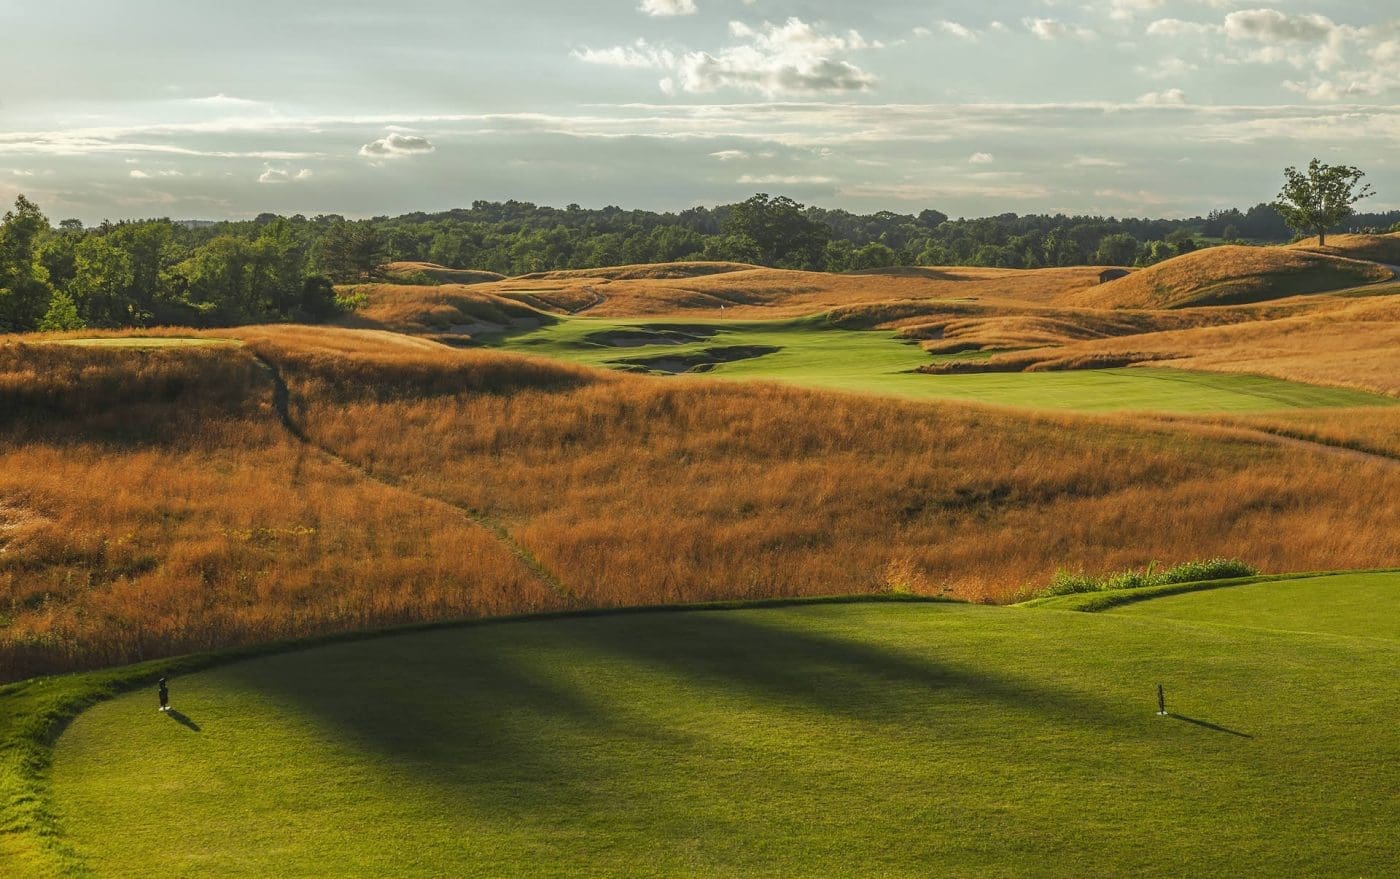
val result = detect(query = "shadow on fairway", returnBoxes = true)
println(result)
[166,709,201,732]
[1172,714,1252,738]
[221,609,1130,814]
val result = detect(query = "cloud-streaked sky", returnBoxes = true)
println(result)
[2,1,1397,222]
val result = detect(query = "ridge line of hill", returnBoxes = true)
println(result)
[249,353,575,603]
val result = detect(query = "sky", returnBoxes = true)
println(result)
[1,0,1397,222]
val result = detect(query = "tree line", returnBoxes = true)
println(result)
[3,191,1398,333]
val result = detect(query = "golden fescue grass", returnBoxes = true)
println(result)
[1288,232,1400,265]
[935,296,1400,396]
[383,261,506,285]
[0,341,562,680]
[6,325,1400,679]
[473,265,1107,318]
[338,283,549,338]
[515,261,760,281]
[262,331,1400,609]
[1068,245,1389,309]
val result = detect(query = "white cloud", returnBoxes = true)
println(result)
[358,132,436,159]
[258,167,313,184]
[1071,155,1126,167]
[185,93,263,108]
[1224,10,1337,43]
[573,39,674,69]
[737,173,834,185]
[578,17,880,97]
[1136,88,1187,105]
[969,152,994,164]
[639,0,696,16]
[128,169,150,178]
[923,21,977,41]
[709,149,749,160]
[11,169,34,176]
[1025,18,1097,41]
[1146,19,1219,37]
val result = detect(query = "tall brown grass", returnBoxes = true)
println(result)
[924,296,1400,396]
[4,327,1399,680]
[1068,245,1388,309]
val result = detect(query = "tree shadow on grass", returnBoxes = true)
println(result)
[219,607,1137,824]
[1171,714,1252,738]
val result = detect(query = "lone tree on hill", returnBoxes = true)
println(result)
[1272,158,1374,247]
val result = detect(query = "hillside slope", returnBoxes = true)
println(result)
[1068,245,1388,309]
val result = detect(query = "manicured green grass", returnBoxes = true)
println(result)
[482,316,1395,412]
[43,579,1399,877]
[1108,571,1400,639]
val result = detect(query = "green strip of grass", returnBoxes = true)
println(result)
[43,590,1400,877]
[482,315,1397,413]
[0,594,943,877]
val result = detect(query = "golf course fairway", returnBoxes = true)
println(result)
[47,574,1399,877]
[482,316,1396,413]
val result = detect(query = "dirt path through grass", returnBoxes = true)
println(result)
[251,353,574,602]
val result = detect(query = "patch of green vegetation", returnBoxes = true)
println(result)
[1032,558,1258,599]
[483,315,1397,413]
[37,584,1399,877]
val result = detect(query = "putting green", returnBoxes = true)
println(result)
[482,316,1395,413]
[48,577,1400,877]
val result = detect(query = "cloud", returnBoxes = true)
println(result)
[1024,18,1097,41]
[709,149,749,160]
[639,0,696,16]
[919,21,978,41]
[737,173,834,185]
[1146,18,1219,37]
[358,132,436,159]
[968,152,994,164]
[573,39,675,69]
[1071,155,1126,167]
[1224,10,1337,43]
[185,93,263,108]
[128,169,150,178]
[577,17,880,97]
[1136,88,1187,105]
[258,167,313,184]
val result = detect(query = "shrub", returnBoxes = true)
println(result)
[1039,558,1258,598]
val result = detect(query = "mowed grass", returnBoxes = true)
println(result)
[1108,571,1400,639]
[485,315,1394,412]
[48,577,1399,878]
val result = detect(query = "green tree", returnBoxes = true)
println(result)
[0,195,54,331]
[723,194,831,269]
[848,242,898,270]
[70,236,136,326]
[1272,158,1374,247]
[1094,233,1139,267]
[37,290,86,331]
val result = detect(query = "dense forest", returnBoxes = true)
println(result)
[2,192,1398,333]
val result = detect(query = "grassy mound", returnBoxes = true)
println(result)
[1288,232,1400,265]
[33,579,1400,877]
[515,261,760,281]
[1070,245,1388,309]
[336,283,554,338]
[382,261,507,285]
